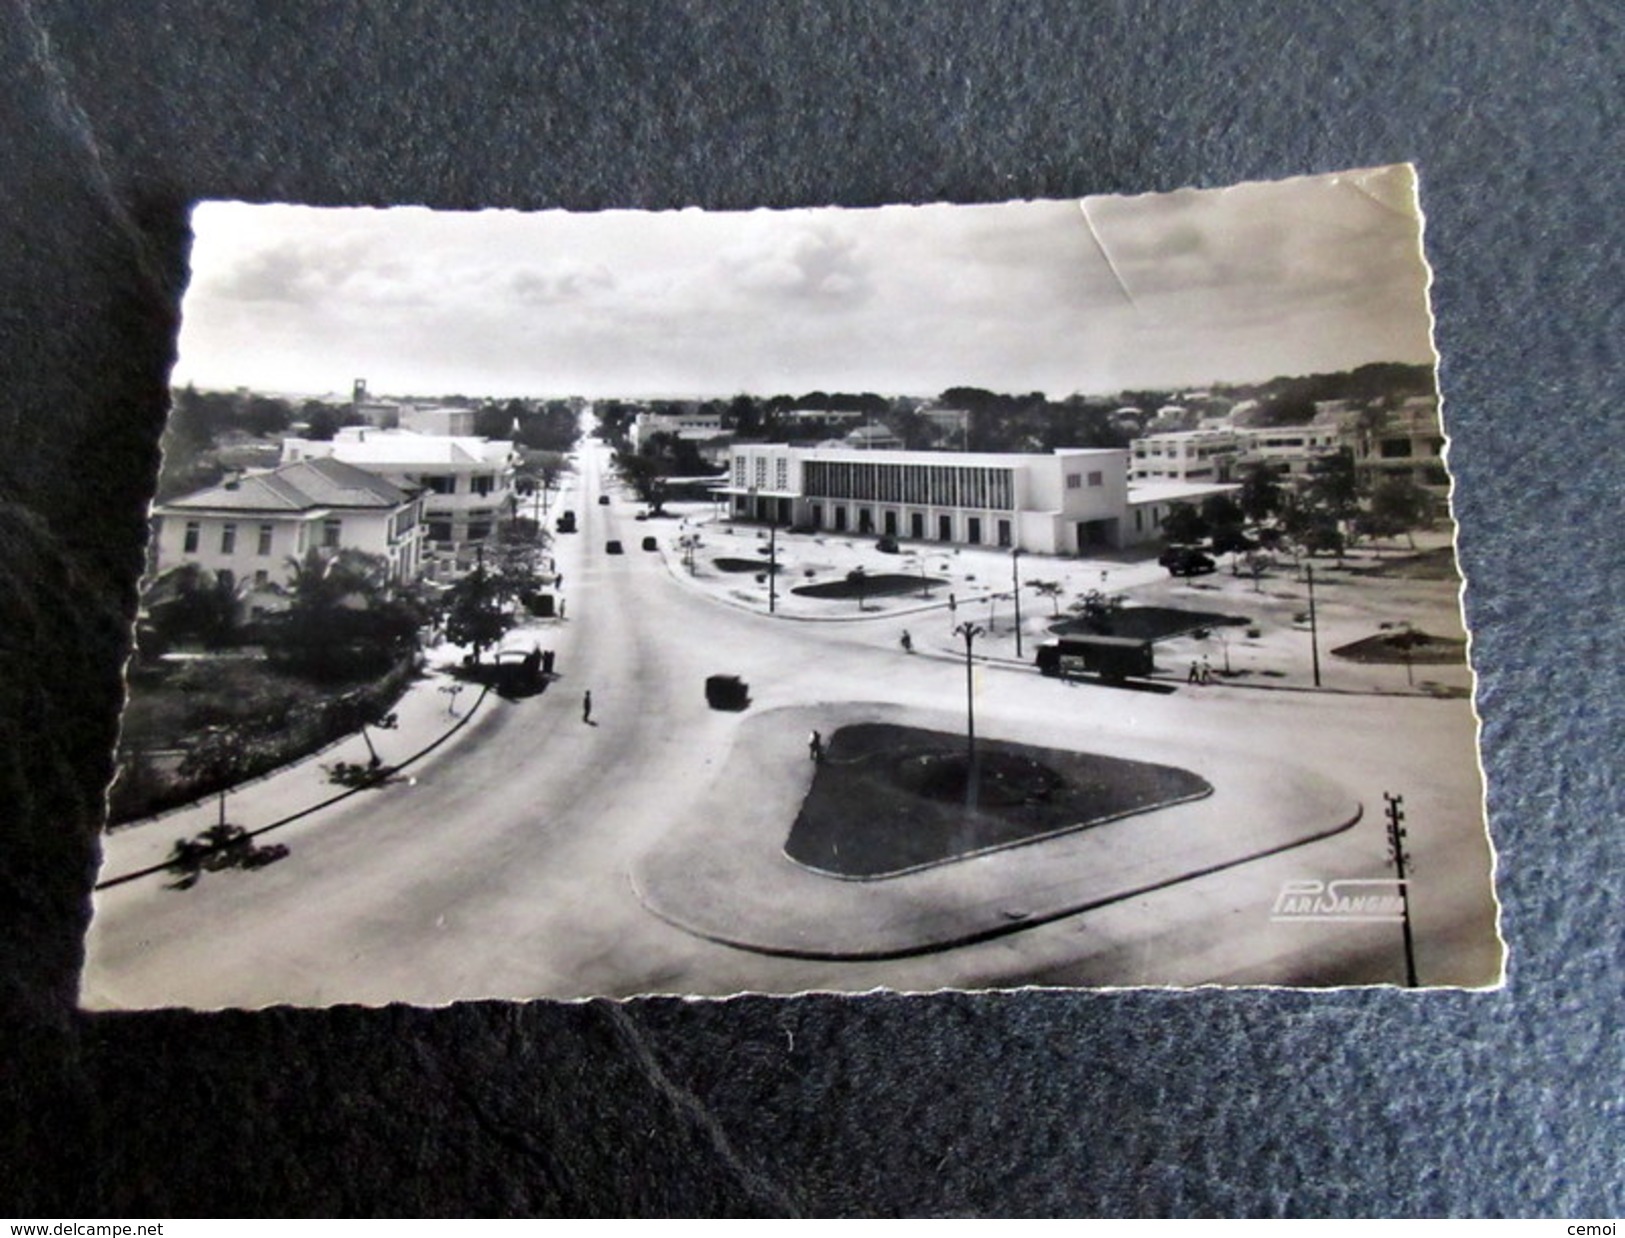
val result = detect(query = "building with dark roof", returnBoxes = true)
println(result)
[150,457,424,606]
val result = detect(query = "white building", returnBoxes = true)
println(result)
[1233,425,1341,477]
[1345,397,1449,495]
[399,405,476,437]
[1130,429,1240,483]
[629,408,727,451]
[281,427,518,572]
[150,457,424,613]
[725,445,1233,554]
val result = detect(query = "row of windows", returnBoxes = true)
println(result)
[415,473,501,496]
[803,500,1015,547]
[183,519,348,556]
[803,461,1015,510]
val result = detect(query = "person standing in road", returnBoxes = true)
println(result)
[1188,660,1201,684]
[808,729,824,763]
[582,690,593,724]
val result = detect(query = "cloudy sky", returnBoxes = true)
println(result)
[174,164,1437,400]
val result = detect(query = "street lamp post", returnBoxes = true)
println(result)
[954,621,985,809]
[1306,563,1322,688]
[1010,547,1024,659]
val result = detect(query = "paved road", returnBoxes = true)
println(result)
[84,430,1501,1007]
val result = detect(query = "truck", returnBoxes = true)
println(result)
[1035,635,1155,684]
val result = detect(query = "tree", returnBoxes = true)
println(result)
[177,724,257,829]
[145,563,239,649]
[1161,503,1208,546]
[1301,448,1362,561]
[443,563,508,664]
[304,405,364,441]
[1237,463,1284,525]
[270,548,421,679]
[1362,477,1435,549]
[846,566,869,612]
[615,451,670,513]
[487,517,549,607]
[1026,579,1065,617]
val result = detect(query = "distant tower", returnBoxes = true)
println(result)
[352,378,368,411]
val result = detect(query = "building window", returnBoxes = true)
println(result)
[470,474,495,496]
[254,569,269,586]
[938,514,952,541]
[1087,471,1103,487]
[323,519,341,548]
[1066,473,1082,489]
[183,521,200,553]
[220,523,236,554]
[997,519,1011,548]
[424,475,456,494]
[967,517,981,545]
[1380,439,1414,459]
[257,524,273,555]
[467,521,492,542]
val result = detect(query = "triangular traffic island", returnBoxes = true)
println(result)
[789,724,1211,879]
[630,704,1363,963]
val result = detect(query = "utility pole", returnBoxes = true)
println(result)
[954,621,985,809]
[768,512,778,615]
[1011,547,1024,660]
[1306,563,1322,688]
[1385,791,1419,987]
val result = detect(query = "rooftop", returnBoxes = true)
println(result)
[161,457,413,513]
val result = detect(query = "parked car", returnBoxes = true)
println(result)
[641,536,658,551]
[605,539,624,554]
[597,494,611,506]
[1158,546,1217,577]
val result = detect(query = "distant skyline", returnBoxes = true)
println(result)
[174,165,1438,401]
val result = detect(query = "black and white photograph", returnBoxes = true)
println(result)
[84,164,1502,1007]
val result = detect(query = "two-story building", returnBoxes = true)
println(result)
[725,445,1231,554]
[281,427,518,575]
[149,457,424,617]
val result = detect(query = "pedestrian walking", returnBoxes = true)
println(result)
[558,598,567,620]
[1200,656,1213,686]
[900,629,913,653]
[1188,660,1201,684]
[582,690,593,724]
[808,729,824,763]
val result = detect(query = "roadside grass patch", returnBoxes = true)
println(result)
[787,723,1211,878]
[1345,547,1461,581]
[1332,629,1466,665]
[1052,606,1248,643]
[713,557,781,574]
[791,574,946,600]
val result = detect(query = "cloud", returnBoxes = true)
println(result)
[509,262,616,305]
[721,223,872,306]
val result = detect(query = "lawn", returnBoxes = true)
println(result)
[118,656,360,750]
[791,573,946,601]
[1052,605,1249,643]
[1331,629,1467,665]
[786,723,1211,878]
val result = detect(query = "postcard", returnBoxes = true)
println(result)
[84,165,1502,1007]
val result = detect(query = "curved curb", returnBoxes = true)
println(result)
[94,682,494,890]
[633,803,1363,963]
[630,703,1367,961]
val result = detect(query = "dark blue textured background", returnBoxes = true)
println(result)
[1,0,1619,1217]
